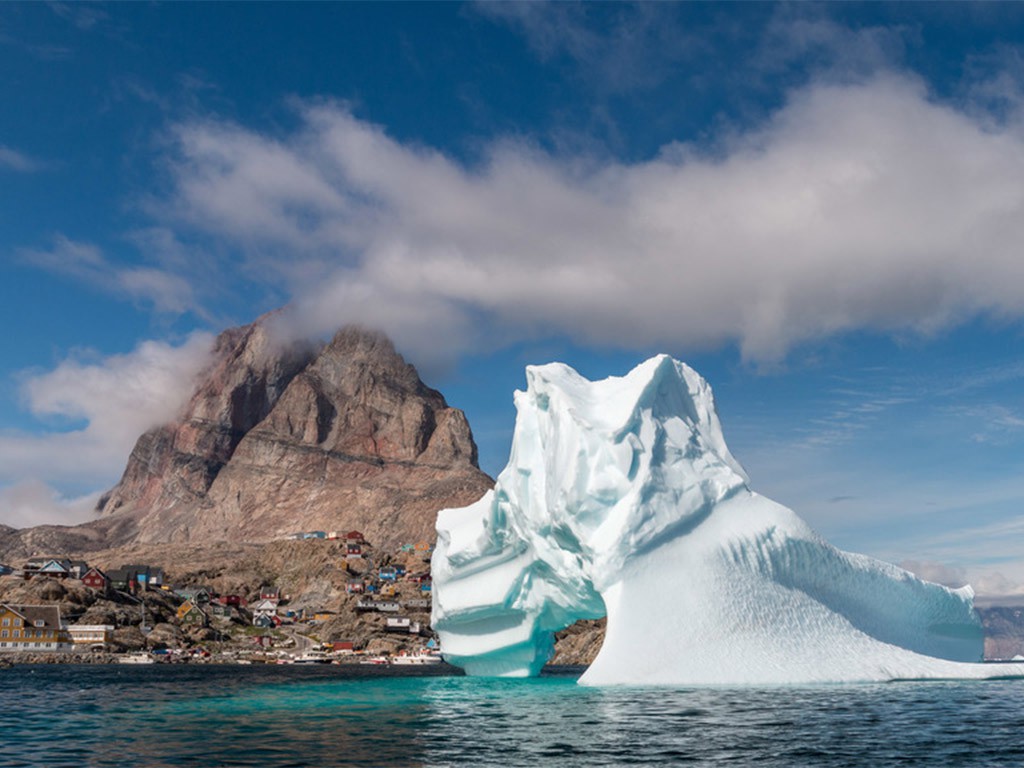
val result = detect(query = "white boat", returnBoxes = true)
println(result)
[359,655,390,665]
[117,652,155,665]
[293,650,332,664]
[392,650,443,665]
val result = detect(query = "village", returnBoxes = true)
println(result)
[0,530,446,666]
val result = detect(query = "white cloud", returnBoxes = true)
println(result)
[0,480,100,529]
[161,74,1024,366]
[0,332,214,524]
[21,235,197,314]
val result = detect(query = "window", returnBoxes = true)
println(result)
[1,618,8,627]
[34,620,45,628]
[14,619,21,627]
[13,630,20,638]
[0,630,7,638]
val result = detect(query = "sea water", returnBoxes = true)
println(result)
[1,664,1022,767]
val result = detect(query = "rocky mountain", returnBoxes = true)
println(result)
[2,317,493,560]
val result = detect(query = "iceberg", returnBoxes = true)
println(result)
[431,355,1024,684]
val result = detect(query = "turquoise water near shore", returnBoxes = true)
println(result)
[2,664,1023,767]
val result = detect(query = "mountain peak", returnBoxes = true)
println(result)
[82,317,492,550]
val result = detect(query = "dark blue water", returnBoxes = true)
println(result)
[2,664,1023,767]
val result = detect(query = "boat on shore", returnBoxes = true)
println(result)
[392,650,443,666]
[293,650,332,664]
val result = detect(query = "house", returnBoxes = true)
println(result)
[0,604,72,652]
[345,530,366,544]
[346,542,363,558]
[393,565,407,577]
[345,581,365,594]
[68,561,90,579]
[34,559,72,579]
[420,583,432,593]
[414,541,431,553]
[384,618,423,634]
[380,583,397,598]
[329,641,354,653]
[406,571,431,584]
[253,613,281,629]
[313,611,336,622]
[0,564,13,577]
[21,556,52,578]
[398,544,415,553]
[107,568,132,592]
[177,601,208,627]
[304,531,327,540]
[259,586,280,601]
[67,624,114,650]
[251,598,279,626]
[378,566,398,582]
[403,598,430,610]
[385,617,412,633]
[355,600,400,613]
[80,567,109,592]
[214,594,243,607]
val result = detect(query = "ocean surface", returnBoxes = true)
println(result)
[2,664,1023,767]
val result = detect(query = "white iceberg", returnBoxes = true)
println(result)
[431,355,1024,684]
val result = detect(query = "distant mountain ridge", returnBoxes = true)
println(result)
[1,316,493,560]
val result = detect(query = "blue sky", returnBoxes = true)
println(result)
[4,2,1024,600]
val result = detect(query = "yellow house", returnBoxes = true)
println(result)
[0,604,72,652]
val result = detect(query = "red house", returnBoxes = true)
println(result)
[345,531,366,544]
[80,567,109,592]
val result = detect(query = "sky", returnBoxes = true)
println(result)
[3,2,1024,601]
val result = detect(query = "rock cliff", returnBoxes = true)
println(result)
[3,316,493,559]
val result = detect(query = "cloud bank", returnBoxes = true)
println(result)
[0,332,213,527]
[162,73,1024,364]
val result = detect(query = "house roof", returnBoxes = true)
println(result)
[1,603,62,629]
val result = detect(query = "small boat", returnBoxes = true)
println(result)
[392,650,443,666]
[293,650,332,664]
[359,655,390,665]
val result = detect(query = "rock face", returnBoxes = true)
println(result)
[5,317,492,558]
